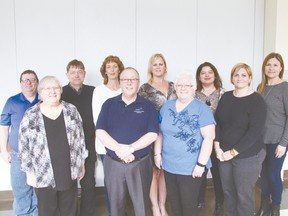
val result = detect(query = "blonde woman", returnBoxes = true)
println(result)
[139,53,176,216]
[215,63,266,216]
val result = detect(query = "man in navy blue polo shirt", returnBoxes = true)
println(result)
[96,67,159,216]
[0,70,39,216]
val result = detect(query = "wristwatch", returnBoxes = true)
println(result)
[129,145,135,153]
[230,148,236,157]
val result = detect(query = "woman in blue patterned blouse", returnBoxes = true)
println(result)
[154,73,215,216]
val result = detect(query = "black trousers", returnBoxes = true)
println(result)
[79,159,96,216]
[198,149,224,205]
[35,181,78,216]
[165,170,203,216]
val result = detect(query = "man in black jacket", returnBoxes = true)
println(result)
[62,59,96,216]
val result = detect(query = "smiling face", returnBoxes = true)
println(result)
[105,61,120,81]
[175,74,195,102]
[199,66,215,86]
[151,57,166,79]
[66,66,86,89]
[39,78,62,106]
[20,73,38,96]
[264,57,282,81]
[120,68,140,99]
[231,67,252,90]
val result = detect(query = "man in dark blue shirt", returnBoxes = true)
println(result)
[0,70,39,215]
[96,67,159,216]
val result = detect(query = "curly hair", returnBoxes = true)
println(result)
[100,55,124,84]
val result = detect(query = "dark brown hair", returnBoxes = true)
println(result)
[66,59,85,72]
[196,62,222,91]
[20,70,39,83]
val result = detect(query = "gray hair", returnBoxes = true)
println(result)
[175,71,196,88]
[38,76,62,100]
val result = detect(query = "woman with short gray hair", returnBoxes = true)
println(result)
[19,76,88,216]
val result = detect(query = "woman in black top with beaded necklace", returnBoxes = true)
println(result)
[195,62,225,216]
[214,63,266,216]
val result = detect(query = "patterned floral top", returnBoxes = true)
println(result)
[195,88,225,114]
[138,82,177,112]
[18,101,88,188]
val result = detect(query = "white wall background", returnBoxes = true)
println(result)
[0,0,266,190]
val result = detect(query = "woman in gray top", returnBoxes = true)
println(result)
[256,52,288,216]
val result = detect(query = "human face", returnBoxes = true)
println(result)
[106,62,120,81]
[232,68,251,90]
[120,68,139,99]
[175,77,194,101]
[265,57,282,81]
[40,80,61,105]
[66,66,86,88]
[20,73,38,96]
[199,66,215,86]
[151,57,166,78]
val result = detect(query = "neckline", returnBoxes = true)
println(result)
[232,90,254,98]
[266,81,284,87]
[147,82,169,97]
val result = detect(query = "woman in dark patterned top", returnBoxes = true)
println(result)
[139,53,177,216]
[19,76,87,216]
[194,62,225,216]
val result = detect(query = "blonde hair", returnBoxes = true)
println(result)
[147,53,167,83]
[230,63,253,86]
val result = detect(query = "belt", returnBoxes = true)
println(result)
[107,153,149,164]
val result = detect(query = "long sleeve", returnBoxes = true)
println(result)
[215,91,266,159]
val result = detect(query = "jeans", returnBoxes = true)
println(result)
[10,151,38,216]
[260,144,287,205]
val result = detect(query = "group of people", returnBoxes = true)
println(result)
[0,52,287,216]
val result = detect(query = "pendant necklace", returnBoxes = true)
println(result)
[263,85,274,99]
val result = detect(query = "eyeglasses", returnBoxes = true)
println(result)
[120,78,139,83]
[21,78,37,83]
[175,84,193,89]
[42,87,61,91]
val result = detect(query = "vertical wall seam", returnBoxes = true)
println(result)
[135,0,138,69]
[74,0,76,58]
[195,0,198,66]
[252,0,256,70]
[13,0,19,85]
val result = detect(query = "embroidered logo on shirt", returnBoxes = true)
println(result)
[134,107,144,114]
